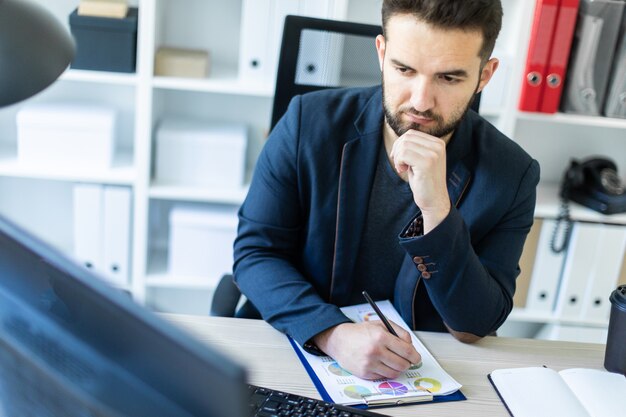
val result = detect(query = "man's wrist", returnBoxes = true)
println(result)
[421,203,451,234]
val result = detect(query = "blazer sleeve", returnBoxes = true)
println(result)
[233,96,350,346]
[399,159,540,336]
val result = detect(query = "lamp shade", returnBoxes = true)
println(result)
[0,0,75,107]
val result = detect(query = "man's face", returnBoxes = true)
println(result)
[376,14,498,140]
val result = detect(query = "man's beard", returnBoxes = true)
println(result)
[382,81,477,139]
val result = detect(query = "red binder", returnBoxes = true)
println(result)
[539,0,580,113]
[518,0,560,112]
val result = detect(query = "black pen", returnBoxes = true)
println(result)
[362,291,399,337]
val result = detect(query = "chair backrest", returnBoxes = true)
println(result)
[270,15,481,131]
[270,15,383,130]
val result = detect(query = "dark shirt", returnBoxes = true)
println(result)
[349,145,416,305]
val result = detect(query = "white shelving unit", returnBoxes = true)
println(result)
[0,0,623,319]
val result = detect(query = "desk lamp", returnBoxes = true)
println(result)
[0,0,74,107]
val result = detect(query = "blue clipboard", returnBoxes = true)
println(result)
[287,336,466,410]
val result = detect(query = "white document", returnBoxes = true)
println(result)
[489,367,626,417]
[102,186,132,287]
[267,0,301,83]
[555,223,603,320]
[300,0,337,18]
[581,224,626,321]
[295,28,343,86]
[238,0,273,84]
[525,219,567,313]
[73,184,104,272]
[291,301,462,406]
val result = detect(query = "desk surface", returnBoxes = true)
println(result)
[164,315,606,417]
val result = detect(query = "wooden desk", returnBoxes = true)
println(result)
[164,315,606,417]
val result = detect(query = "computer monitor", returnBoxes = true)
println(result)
[0,214,250,417]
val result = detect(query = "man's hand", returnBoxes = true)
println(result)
[389,129,451,233]
[312,321,422,380]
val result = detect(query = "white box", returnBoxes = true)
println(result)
[168,205,239,282]
[17,102,116,169]
[155,118,247,188]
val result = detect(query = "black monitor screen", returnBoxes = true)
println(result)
[0,214,249,417]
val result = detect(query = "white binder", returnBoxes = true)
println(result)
[524,219,568,313]
[238,0,274,84]
[267,0,301,83]
[580,224,626,322]
[102,186,132,287]
[295,28,343,86]
[73,183,104,273]
[555,222,603,320]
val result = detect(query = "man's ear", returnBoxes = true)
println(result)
[476,57,499,93]
[375,34,386,71]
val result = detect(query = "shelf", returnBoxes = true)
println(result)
[149,182,249,204]
[535,183,626,225]
[60,69,138,86]
[509,308,608,328]
[0,147,136,185]
[517,111,626,129]
[152,65,274,97]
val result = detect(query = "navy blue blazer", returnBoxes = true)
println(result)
[233,86,540,346]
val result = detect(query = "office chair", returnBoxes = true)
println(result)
[210,15,482,317]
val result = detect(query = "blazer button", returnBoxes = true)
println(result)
[417,264,427,272]
[421,271,431,279]
[413,256,423,264]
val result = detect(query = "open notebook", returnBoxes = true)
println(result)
[489,367,626,417]
[289,300,464,408]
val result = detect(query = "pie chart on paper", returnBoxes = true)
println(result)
[377,381,408,396]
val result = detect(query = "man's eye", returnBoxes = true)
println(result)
[440,75,460,84]
[396,67,410,74]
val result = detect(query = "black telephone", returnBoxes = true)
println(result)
[551,157,626,253]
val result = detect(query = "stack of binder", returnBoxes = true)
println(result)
[73,184,132,288]
[561,0,626,116]
[238,0,347,86]
[514,218,626,323]
[518,0,581,114]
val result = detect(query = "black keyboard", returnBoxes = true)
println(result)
[248,385,385,417]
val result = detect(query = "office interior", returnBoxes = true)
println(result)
[0,0,625,349]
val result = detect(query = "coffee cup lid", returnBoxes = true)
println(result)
[610,285,626,312]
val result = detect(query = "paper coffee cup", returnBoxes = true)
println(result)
[604,285,626,375]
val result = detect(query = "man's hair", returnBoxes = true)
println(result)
[381,0,503,64]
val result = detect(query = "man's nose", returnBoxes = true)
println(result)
[409,78,435,112]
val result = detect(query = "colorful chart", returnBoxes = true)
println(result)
[377,381,408,396]
[328,362,351,376]
[361,311,379,322]
[343,385,371,400]
[414,377,442,393]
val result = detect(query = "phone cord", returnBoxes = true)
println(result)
[550,186,573,254]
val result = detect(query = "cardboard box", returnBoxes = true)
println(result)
[16,102,116,169]
[78,0,129,19]
[155,47,210,78]
[168,205,239,281]
[69,7,138,73]
[155,118,247,188]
